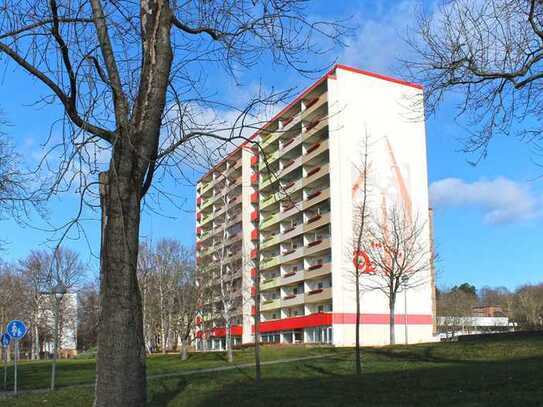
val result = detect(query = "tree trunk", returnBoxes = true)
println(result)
[355,273,361,375]
[389,296,396,345]
[226,320,233,363]
[94,166,147,407]
[180,337,188,361]
[32,322,39,360]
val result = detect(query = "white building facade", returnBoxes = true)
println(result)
[195,65,435,347]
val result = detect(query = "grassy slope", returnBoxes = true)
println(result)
[5,335,543,407]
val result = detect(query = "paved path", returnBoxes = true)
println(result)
[0,353,336,398]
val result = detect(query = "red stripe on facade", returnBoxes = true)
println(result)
[209,325,243,337]
[255,313,332,333]
[332,313,433,325]
[252,313,433,333]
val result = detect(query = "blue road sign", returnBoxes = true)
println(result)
[6,320,27,340]
[0,333,10,347]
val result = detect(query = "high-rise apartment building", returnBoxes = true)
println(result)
[195,64,435,349]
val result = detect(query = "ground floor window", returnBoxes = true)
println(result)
[306,326,333,344]
[261,332,280,343]
[283,330,303,344]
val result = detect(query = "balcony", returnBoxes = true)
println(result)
[260,191,282,210]
[259,150,279,170]
[260,276,280,291]
[304,139,329,164]
[304,287,332,303]
[280,270,305,286]
[303,92,327,119]
[261,298,281,311]
[303,117,328,142]
[261,131,281,150]
[304,263,332,280]
[279,133,303,158]
[281,293,305,308]
[260,256,279,270]
[261,234,280,250]
[260,213,279,230]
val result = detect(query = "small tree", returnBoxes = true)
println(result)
[363,207,434,345]
[350,134,371,375]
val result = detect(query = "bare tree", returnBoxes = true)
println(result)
[437,286,478,339]
[363,207,433,345]
[77,282,100,352]
[172,251,198,361]
[19,248,85,359]
[403,0,543,158]
[0,2,346,403]
[513,283,543,330]
[350,134,372,375]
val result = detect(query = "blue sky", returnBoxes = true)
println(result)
[0,0,542,290]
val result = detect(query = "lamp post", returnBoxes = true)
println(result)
[401,275,409,345]
[51,282,67,391]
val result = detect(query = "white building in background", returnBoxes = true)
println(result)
[195,64,436,348]
[437,316,516,339]
[40,293,78,356]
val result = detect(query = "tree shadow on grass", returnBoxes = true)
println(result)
[181,356,543,407]
[147,378,189,406]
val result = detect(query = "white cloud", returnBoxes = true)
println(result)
[430,177,542,224]
[341,0,422,75]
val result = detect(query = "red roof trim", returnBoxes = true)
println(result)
[198,67,334,182]
[197,65,421,182]
[335,64,423,90]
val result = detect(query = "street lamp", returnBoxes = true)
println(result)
[51,282,67,391]
[401,275,409,345]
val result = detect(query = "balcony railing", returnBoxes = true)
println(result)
[260,213,279,230]
[261,298,281,311]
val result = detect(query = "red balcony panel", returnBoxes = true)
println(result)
[306,191,321,201]
[282,138,294,149]
[251,172,259,185]
[307,215,322,224]
[283,294,296,300]
[251,155,259,166]
[195,316,202,326]
[251,191,259,203]
[250,267,257,278]
[196,226,202,236]
[305,97,319,109]
[196,331,203,339]
[196,212,202,221]
[251,306,256,316]
[305,120,320,132]
[255,313,332,333]
[251,249,258,259]
[282,116,294,126]
[210,325,243,337]
[251,229,259,241]
[250,211,259,222]
[197,196,203,206]
[307,143,321,154]
[283,160,294,169]
[284,271,297,277]
[307,239,322,248]
[307,166,321,177]
[251,287,257,297]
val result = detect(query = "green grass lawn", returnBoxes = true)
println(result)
[3,334,543,406]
